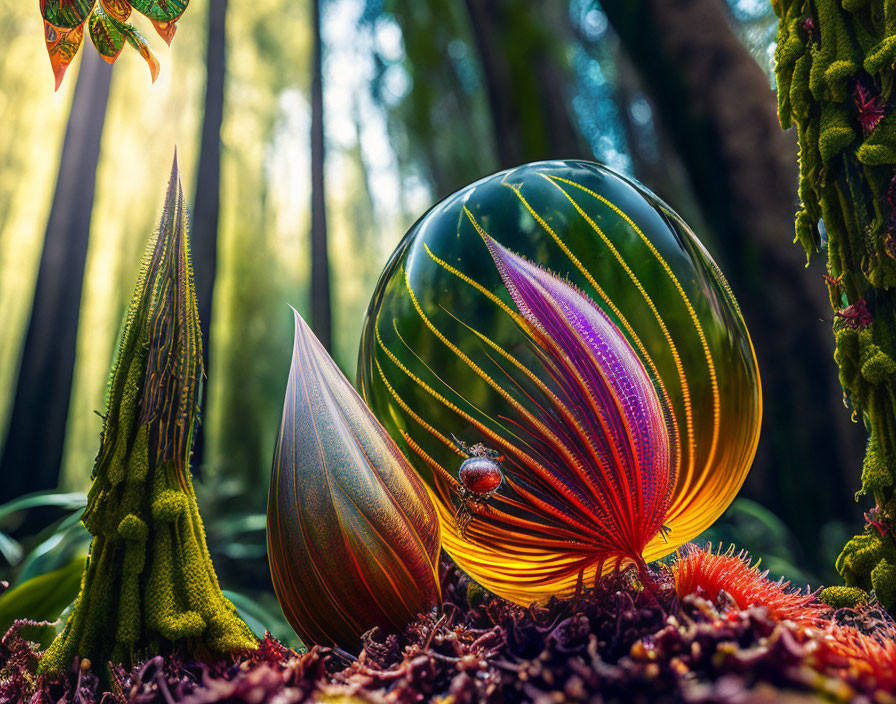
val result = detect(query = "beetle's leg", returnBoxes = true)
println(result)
[450,434,469,456]
[456,502,471,538]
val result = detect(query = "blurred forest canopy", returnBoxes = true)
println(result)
[0,0,868,582]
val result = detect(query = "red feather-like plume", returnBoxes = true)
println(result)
[437,231,675,583]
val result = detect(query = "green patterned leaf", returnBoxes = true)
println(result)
[127,0,189,22]
[87,3,159,81]
[40,0,96,29]
[88,4,126,63]
[121,22,160,82]
[100,0,131,21]
[41,0,190,88]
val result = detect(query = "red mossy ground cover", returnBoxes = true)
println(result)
[2,547,895,703]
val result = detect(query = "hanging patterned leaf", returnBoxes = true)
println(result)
[99,0,131,21]
[150,19,177,45]
[267,310,441,650]
[40,0,189,88]
[128,0,189,23]
[119,22,161,82]
[44,20,85,91]
[88,5,127,63]
[41,0,96,29]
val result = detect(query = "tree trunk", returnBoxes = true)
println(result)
[0,50,113,503]
[310,0,332,351]
[601,0,864,560]
[377,3,498,197]
[191,0,228,473]
[771,0,896,611]
[463,0,589,168]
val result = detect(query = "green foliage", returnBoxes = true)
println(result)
[694,498,819,586]
[15,511,91,585]
[0,557,86,648]
[0,491,86,567]
[370,3,497,194]
[38,158,255,677]
[775,0,896,612]
[0,490,92,638]
[222,589,303,649]
[191,476,304,650]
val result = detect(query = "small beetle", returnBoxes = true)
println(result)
[451,435,504,537]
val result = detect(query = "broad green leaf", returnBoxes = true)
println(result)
[0,557,86,648]
[127,0,189,23]
[41,0,96,29]
[120,22,160,82]
[222,590,304,650]
[0,491,87,522]
[15,512,91,585]
[43,20,85,91]
[0,534,22,565]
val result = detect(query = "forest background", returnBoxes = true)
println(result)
[0,0,861,638]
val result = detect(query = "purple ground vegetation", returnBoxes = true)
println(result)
[1,560,893,703]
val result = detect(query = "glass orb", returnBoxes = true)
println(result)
[357,160,761,605]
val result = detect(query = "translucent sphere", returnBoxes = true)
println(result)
[357,161,761,605]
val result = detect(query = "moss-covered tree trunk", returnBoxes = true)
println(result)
[39,157,256,675]
[774,0,896,609]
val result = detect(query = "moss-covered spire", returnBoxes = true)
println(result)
[773,0,896,611]
[39,155,256,675]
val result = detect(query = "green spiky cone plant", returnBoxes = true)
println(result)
[773,0,896,611]
[39,156,256,675]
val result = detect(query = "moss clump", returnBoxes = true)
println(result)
[818,585,869,608]
[38,158,255,676]
[774,0,896,616]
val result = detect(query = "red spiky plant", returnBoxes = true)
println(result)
[672,544,896,692]
[672,545,824,626]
